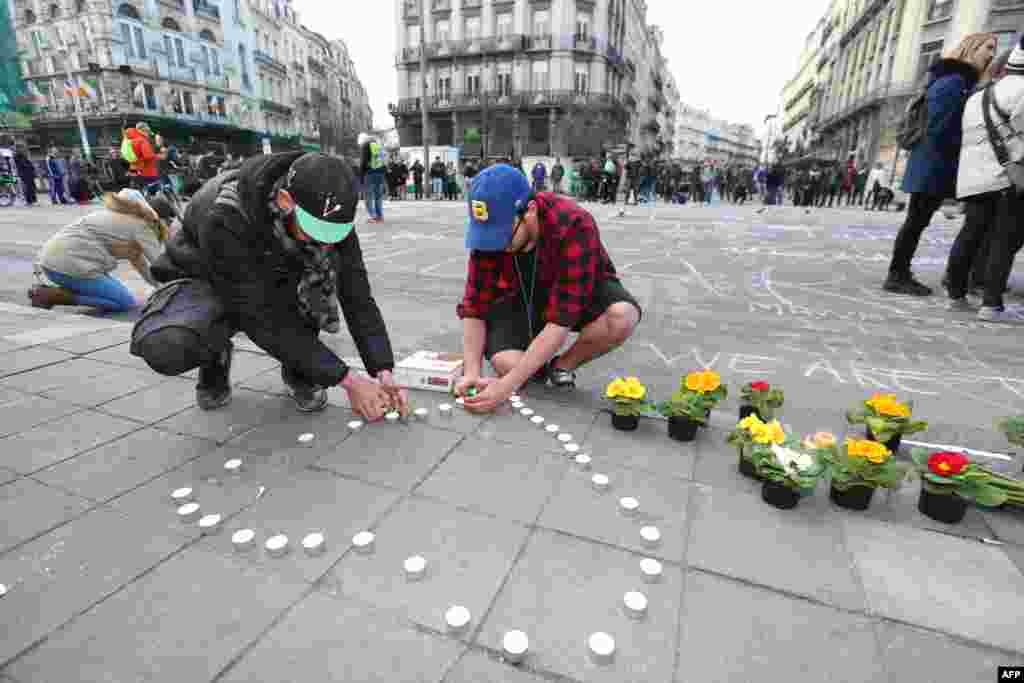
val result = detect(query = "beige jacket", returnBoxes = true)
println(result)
[956,75,1024,199]
[38,209,163,285]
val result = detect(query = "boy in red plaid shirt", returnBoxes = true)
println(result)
[456,164,641,414]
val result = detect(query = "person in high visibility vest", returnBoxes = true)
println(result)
[359,133,387,223]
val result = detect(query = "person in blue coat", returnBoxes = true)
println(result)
[884,33,996,296]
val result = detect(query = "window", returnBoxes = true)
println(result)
[574,65,588,94]
[239,43,249,80]
[496,66,512,96]
[50,54,63,73]
[25,9,36,24]
[31,30,49,54]
[576,14,591,41]
[918,39,943,81]
[162,18,181,31]
[408,25,421,47]
[436,75,451,102]
[436,20,450,43]
[49,3,60,19]
[183,90,194,114]
[117,3,140,19]
[925,0,953,22]
[466,72,480,94]
[176,38,185,66]
[532,10,549,37]
[144,83,157,110]
[465,16,481,40]
[199,29,217,44]
[211,49,220,75]
[496,13,512,38]
[121,24,146,58]
[169,88,182,112]
[531,60,548,90]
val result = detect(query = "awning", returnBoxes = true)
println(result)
[300,142,320,152]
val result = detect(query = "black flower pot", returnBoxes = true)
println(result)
[611,413,639,432]
[668,416,699,442]
[761,480,800,509]
[699,407,711,429]
[738,453,762,480]
[865,427,901,454]
[918,487,968,524]
[739,405,760,420]
[830,484,876,511]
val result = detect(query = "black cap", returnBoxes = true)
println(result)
[285,153,359,244]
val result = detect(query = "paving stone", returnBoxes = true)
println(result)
[225,403,355,462]
[675,570,885,683]
[316,421,464,491]
[0,478,91,553]
[475,398,598,453]
[854,479,995,540]
[0,467,17,485]
[416,436,567,523]
[153,389,296,443]
[1,410,143,474]
[843,517,1024,653]
[0,346,74,378]
[45,325,131,354]
[4,547,308,683]
[219,592,465,683]
[691,433,763,495]
[33,428,219,503]
[179,351,281,384]
[106,445,274,541]
[96,378,198,423]
[0,391,80,438]
[200,469,400,583]
[537,463,690,563]
[327,496,529,637]
[0,506,186,664]
[39,366,170,408]
[1004,543,1024,576]
[879,621,1024,683]
[0,357,120,393]
[237,366,287,395]
[443,650,550,683]
[394,389,492,435]
[583,414,696,481]
[687,482,866,611]
[2,322,118,348]
[479,529,683,683]
[81,343,152,371]
[980,505,1024,546]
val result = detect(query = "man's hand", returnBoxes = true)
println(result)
[464,378,513,414]
[378,370,409,417]
[454,375,497,398]
[344,373,391,422]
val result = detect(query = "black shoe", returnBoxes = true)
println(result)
[548,355,577,389]
[883,273,933,297]
[196,346,233,411]
[281,367,328,413]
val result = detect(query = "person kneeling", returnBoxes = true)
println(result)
[455,164,641,414]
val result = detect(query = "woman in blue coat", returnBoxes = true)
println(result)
[884,33,996,296]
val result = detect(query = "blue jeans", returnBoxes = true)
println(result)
[43,268,136,312]
[366,172,385,219]
[432,177,443,196]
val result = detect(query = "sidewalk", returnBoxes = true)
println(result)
[0,302,1022,682]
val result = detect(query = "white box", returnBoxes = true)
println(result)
[344,351,464,393]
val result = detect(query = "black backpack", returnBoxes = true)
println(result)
[897,85,929,151]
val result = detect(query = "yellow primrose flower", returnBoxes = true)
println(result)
[846,438,890,463]
[802,431,836,450]
[738,414,765,432]
[751,419,786,445]
[624,382,646,400]
[606,378,628,399]
[866,394,911,418]
[685,369,721,394]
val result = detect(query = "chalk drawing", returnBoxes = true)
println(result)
[804,358,846,384]
[728,354,783,375]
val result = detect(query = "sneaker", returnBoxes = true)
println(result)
[281,367,328,413]
[548,355,577,389]
[196,347,233,411]
[978,306,1024,324]
[947,297,974,312]
[883,273,933,296]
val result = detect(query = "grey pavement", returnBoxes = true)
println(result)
[1,199,1024,681]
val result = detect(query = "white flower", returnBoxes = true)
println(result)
[771,444,815,473]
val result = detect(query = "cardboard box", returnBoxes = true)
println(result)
[344,351,464,393]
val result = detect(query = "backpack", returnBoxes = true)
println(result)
[897,86,929,151]
[120,136,138,164]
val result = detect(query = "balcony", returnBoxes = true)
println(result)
[193,0,219,20]
[307,56,325,77]
[571,35,598,53]
[523,34,553,51]
[402,0,419,19]
[432,0,451,11]
[254,49,288,75]
[167,64,197,82]
[159,0,186,10]
[261,98,293,116]
[389,89,627,117]
[462,0,481,7]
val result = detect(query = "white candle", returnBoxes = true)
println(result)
[502,630,529,664]
[177,502,201,522]
[385,411,400,423]
[591,473,610,491]
[574,453,592,470]
[439,404,453,418]
[623,591,648,619]
[530,415,545,426]
[198,513,222,534]
[619,497,639,516]
[265,534,289,557]
[640,526,661,547]
[403,555,427,580]
[588,632,616,664]
[0,583,6,597]
[170,486,193,504]
[510,394,521,403]
[455,397,465,407]
[352,531,375,554]
[564,443,580,454]
[445,605,471,632]
[413,407,429,421]
[232,528,256,551]
[302,532,326,556]
[223,458,243,474]
[347,420,364,432]
[520,408,534,417]
[640,558,663,583]
[545,424,560,433]
[510,401,524,410]
[297,433,315,446]
[557,433,573,442]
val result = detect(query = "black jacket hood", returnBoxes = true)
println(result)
[929,58,980,87]
[236,150,305,232]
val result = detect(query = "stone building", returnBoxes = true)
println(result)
[674,103,761,166]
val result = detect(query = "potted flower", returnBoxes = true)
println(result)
[911,448,1024,522]
[758,441,826,509]
[727,414,786,479]
[659,369,728,442]
[846,393,927,454]
[738,381,784,420]
[826,438,908,511]
[997,415,1024,450]
[605,377,650,432]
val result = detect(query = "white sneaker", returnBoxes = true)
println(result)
[978,306,1024,324]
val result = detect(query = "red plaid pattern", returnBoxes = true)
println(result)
[457,193,617,329]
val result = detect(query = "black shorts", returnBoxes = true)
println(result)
[483,278,642,359]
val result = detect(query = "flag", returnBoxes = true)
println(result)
[26,81,46,104]
[79,77,98,99]
[63,79,76,97]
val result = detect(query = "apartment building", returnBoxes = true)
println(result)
[674,102,761,166]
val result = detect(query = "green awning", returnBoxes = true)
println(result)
[300,142,320,152]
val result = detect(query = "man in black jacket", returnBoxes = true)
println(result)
[153,151,406,420]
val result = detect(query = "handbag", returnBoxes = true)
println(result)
[981,85,1024,196]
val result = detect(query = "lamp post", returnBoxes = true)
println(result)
[418,0,430,197]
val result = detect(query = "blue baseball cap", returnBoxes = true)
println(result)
[465,164,532,251]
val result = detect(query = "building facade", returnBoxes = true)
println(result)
[673,102,761,166]
[389,0,676,161]
[4,0,372,157]
[777,0,1024,179]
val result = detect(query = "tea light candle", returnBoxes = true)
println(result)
[502,630,529,664]
[352,531,375,554]
[545,424,560,433]
[297,433,315,446]
[591,473,610,491]
[588,632,616,664]
[530,415,545,426]
[384,411,400,423]
[557,433,573,442]
[520,408,534,417]
[231,528,256,551]
[347,420,364,432]
[640,558,663,583]
[445,605,471,632]
[302,532,326,556]
[510,401,524,410]
[177,502,201,522]
[564,443,580,454]
[619,497,639,516]
[0,583,6,597]
[170,486,193,504]
[623,591,648,619]
[223,458,243,474]
[438,404,453,418]
[265,534,289,557]
[455,397,465,408]
[640,526,661,547]
[413,407,429,421]
[574,453,592,470]
[403,555,427,580]
[510,394,521,403]
[198,513,222,534]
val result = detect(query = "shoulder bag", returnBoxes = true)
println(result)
[981,85,1024,196]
